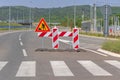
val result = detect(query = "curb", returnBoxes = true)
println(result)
[97,48,120,58]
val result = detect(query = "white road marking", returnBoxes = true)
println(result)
[80,47,108,57]
[50,61,74,76]
[22,49,28,57]
[16,61,36,77]
[105,60,120,69]
[59,39,107,57]
[19,34,22,41]
[0,62,8,71]
[20,41,23,46]
[78,60,112,76]
[98,49,120,57]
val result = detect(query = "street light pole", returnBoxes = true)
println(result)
[93,0,97,32]
[74,5,76,28]
[9,5,11,31]
[29,6,32,30]
[49,8,51,27]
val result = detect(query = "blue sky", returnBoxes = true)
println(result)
[0,0,120,8]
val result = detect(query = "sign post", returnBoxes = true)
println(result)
[35,18,50,48]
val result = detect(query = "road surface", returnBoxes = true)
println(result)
[0,30,120,80]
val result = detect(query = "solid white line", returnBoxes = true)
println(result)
[80,47,108,57]
[22,49,28,57]
[59,39,108,57]
[20,42,23,46]
[50,61,74,76]
[105,60,120,69]
[98,49,120,57]
[78,60,112,76]
[16,61,36,77]
[0,62,8,71]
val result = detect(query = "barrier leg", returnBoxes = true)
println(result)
[73,28,79,50]
[52,27,59,49]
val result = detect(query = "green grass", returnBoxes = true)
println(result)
[0,22,22,26]
[80,32,104,37]
[102,40,120,54]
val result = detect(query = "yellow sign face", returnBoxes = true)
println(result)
[35,18,50,32]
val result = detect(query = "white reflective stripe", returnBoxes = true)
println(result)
[52,40,58,48]
[78,60,112,76]
[105,60,120,69]
[38,32,42,36]
[50,61,74,76]
[64,32,72,37]
[44,32,52,37]
[16,61,36,77]
[0,62,8,71]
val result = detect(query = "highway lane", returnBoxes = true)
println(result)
[0,31,120,80]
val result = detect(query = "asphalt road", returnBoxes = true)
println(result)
[0,30,120,80]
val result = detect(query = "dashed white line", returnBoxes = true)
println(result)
[22,49,28,57]
[20,42,23,46]
[19,34,22,41]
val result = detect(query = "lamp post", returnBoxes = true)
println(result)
[74,4,76,28]
[9,4,11,31]
[29,1,32,30]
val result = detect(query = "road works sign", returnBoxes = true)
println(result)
[35,18,50,32]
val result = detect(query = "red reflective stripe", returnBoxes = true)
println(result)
[75,45,78,48]
[53,35,58,42]
[69,33,73,37]
[74,35,78,43]
[49,33,52,37]
[39,32,47,37]
[59,32,66,37]
[54,44,58,48]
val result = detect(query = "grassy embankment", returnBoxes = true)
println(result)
[0,22,22,30]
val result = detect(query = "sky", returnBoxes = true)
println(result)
[0,0,120,8]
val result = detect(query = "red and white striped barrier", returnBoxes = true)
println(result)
[38,31,72,37]
[59,31,72,37]
[37,27,79,50]
[73,28,79,50]
[38,32,52,37]
[52,27,59,49]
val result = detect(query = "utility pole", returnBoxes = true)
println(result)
[49,8,51,27]
[29,6,32,30]
[90,5,93,32]
[93,0,97,32]
[9,5,11,31]
[74,5,76,28]
[103,0,110,37]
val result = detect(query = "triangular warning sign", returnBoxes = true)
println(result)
[35,18,50,32]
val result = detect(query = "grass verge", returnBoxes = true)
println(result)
[102,40,120,54]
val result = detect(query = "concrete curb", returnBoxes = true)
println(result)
[97,48,120,58]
